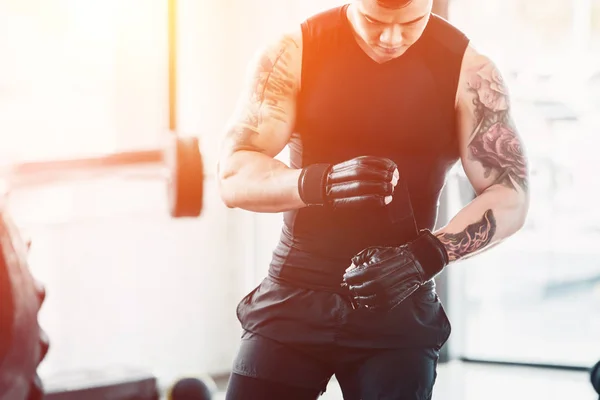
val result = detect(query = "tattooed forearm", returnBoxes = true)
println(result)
[466,62,528,193]
[436,210,497,262]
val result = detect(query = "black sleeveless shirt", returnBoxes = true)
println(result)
[268,5,469,291]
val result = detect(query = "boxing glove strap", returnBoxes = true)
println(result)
[298,163,332,206]
[408,230,450,282]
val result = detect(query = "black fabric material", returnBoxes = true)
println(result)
[342,230,450,311]
[268,5,470,292]
[407,230,450,280]
[271,174,419,292]
[298,163,331,206]
[225,373,322,400]
[237,278,451,351]
[230,321,442,400]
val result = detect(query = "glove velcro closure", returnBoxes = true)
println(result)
[298,163,332,206]
[408,230,450,282]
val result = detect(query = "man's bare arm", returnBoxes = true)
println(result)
[217,31,305,213]
[434,47,530,262]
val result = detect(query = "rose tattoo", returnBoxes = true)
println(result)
[469,122,528,191]
[467,63,508,112]
[467,62,528,193]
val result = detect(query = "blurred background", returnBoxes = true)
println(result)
[0,0,599,399]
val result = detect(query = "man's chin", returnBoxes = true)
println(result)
[373,45,405,59]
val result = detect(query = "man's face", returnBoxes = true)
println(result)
[351,0,433,60]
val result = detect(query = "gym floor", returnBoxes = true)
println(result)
[211,362,596,400]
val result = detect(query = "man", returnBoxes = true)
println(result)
[217,0,529,398]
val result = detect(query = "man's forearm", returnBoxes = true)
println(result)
[433,184,528,262]
[218,150,305,213]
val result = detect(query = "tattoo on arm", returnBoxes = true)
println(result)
[223,35,299,155]
[228,126,266,153]
[466,62,528,193]
[436,209,497,262]
[248,35,298,125]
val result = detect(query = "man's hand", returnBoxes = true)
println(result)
[342,230,449,311]
[299,156,400,209]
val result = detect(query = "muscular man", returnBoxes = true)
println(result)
[218,0,529,398]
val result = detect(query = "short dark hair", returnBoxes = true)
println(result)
[376,0,413,9]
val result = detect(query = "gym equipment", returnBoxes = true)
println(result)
[43,367,159,400]
[164,135,204,217]
[591,360,600,397]
[10,133,205,218]
[0,210,47,400]
[167,375,218,400]
[6,0,205,218]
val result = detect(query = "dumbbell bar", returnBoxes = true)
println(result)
[9,135,204,218]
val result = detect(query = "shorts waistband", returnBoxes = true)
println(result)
[266,270,349,295]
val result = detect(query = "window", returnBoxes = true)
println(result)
[449,0,600,367]
[0,0,168,163]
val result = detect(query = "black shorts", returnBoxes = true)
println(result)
[229,277,451,399]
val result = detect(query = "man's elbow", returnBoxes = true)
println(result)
[488,185,529,235]
[216,162,238,209]
[513,191,530,232]
[218,187,237,209]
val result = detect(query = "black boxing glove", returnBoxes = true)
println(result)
[342,230,449,311]
[298,156,398,209]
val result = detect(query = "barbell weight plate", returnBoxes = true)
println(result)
[591,360,600,394]
[165,136,204,218]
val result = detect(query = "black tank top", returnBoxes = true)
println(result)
[268,5,469,291]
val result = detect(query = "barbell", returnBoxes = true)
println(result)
[8,133,205,218]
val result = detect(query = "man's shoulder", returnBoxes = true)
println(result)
[248,28,303,86]
[455,44,512,111]
[459,46,497,76]
[300,4,347,39]
[424,14,470,56]
[256,28,303,60]
[302,4,347,25]
[428,14,467,37]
